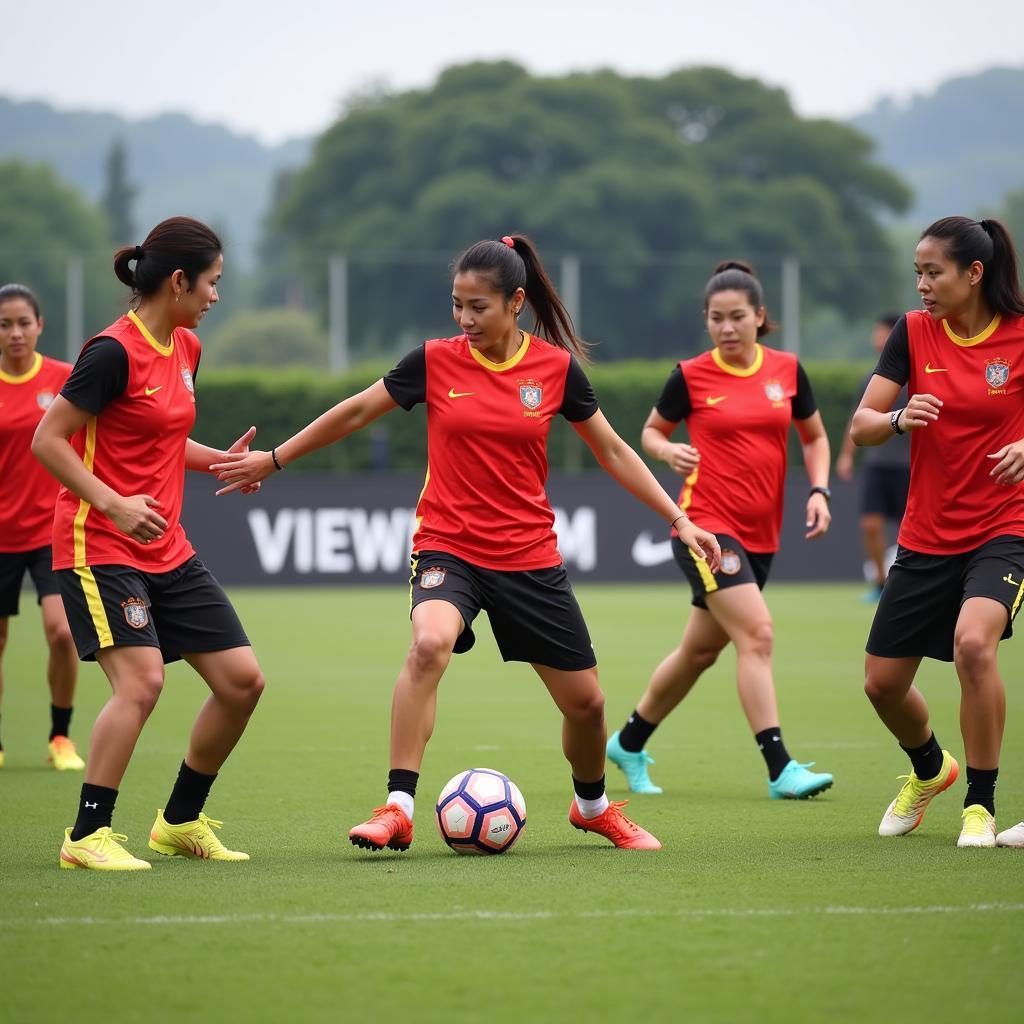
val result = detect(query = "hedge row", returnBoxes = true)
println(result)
[194,359,872,473]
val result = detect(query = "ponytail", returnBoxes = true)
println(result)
[453,235,588,360]
[113,217,222,304]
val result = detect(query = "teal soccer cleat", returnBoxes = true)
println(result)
[606,731,663,794]
[768,760,833,800]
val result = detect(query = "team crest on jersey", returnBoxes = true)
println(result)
[519,381,543,410]
[763,380,785,403]
[420,567,446,589]
[720,549,742,576]
[985,358,1010,389]
[36,391,55,410]
[180,364,195,393]
[121,597,149,629]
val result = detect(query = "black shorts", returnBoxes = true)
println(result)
[866,535,1024,662]
[0,546,60,617]
[409,550,596,671]
[861,465,910,520]
[673,534,773,610]
[56,556,250,663]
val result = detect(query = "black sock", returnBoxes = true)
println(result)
[755,727,792,781]
[618,709,658,752]
[572,775,606,800]
[163,761,217,825]
[387,768,419,798]
[71,783,118,841]
[900,733,943,781]
[50,704,73,742]
[965,766,998,816]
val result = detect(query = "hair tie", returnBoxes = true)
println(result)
[978,219,991,233]
[500,236,515,248]
[134,245,145,260]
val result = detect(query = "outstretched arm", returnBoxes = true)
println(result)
[573,410,720,572]
[211,380,398,494]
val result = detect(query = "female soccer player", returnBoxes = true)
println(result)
[0,284,81,771]
[212,234,720,852]
[607,260,835,800]
[852,216,1024,848]
[33,217,266,871]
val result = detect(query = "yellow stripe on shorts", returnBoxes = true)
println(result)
[75,567,113,650]
[408,553,420,612]
[689,545,718,595]
[1012,577,1024,621]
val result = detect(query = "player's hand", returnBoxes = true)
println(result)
[835,451,854,482]
[898,393,942,431]
[987,439,1024,486]
[108,494,167,543]
[805,493,831,539]
[663,442,700,476]
[224,426,261,495]
[678,520,721,574]
[210,450,277,496]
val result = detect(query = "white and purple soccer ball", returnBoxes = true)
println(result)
[435,768,527,855]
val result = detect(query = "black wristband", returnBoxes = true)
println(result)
[890,409,905,435]
[271,447,283,471]
[809,485,831,504]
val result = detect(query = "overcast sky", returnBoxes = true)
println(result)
[7,0,1023,144]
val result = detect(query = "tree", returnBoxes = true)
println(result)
[264,63,912,360]
[101,138,135,245]
[202,308,328,369]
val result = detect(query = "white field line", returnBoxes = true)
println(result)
[7,902,1024,928]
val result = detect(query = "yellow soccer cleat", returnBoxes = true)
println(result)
[59,827,151,871]
[957,804,996,848]
[48,736,85,771]
[148,809,250,861]
[0,749,5,768]
[878,750,959,837]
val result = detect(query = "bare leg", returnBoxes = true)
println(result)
[863,653,927,747]
[181,647,265,774]
[0,617,7,727]
[636,607,729,724]
[87,646,166,788]
[953,598,1007,771]
[389,600,463,770]
[40,594,77,710]
[861,513,888,586]
[533,664,605,783]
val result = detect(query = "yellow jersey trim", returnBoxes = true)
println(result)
[711,343,764,377]
[942,314,1001,347]
[75,567,113,649]
[72,418,98,568]
[468,332,531,372]
[0,351,43,383]
[127,309,174,357]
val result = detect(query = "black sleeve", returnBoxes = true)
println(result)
[654,365,692,422]
[559,356,600,422]
[873,315,910,385]
[382,345,427,410]
[791,362,818,420]
[60,337,129,415]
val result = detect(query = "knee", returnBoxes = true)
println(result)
[954,631,998,682]
[128,674,165,717]
[864,670,903,708]
[407,631,453,676]
[740,619,774,659]
[563,687,605,727]
[231,669,266,713]
[689,644,721,674]
[45,622,75,657]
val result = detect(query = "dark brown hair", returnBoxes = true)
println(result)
[453,235,588,359]
[113,216,222,302]
[920,216,1024,317]
[0,283,41,319]
[703,259,777,338]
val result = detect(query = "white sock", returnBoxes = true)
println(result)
[574,793,609,819]
[387,791,415,820]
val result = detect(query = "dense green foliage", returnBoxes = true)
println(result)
[193,358,871,472]
[3,584,1020,1022]
[201,308,329,369]
[264,63,911,360]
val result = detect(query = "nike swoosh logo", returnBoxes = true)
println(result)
[145,386,162,395]
[706,395,727,405]
[631,532,675,567]
[924,364,948,374]
[448,388,475,398]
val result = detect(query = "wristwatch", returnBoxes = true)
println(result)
[809,485,831,503]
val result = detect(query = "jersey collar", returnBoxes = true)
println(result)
[942,313,1001,347]
[711,343,764,377]
[468,332,531,372]
[0,351,43,384]
[127,309,175,357]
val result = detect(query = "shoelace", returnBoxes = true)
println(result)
[603,801,641,836]
[961,807,993,834]
[891,774,938,816]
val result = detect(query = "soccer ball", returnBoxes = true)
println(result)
[435,768,526,855]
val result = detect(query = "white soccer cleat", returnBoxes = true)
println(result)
[996,820,1024,848]
[957,805,996,848]
[878,751,959,837]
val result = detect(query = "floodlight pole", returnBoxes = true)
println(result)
[561,254,581,335]
[66,255,84,361]
[782,256,800,356]
[328,254,349,373]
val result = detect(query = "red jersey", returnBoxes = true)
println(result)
[52,311,200,572]
[879,310,1024,554]
[0,353,72,552]
[383,334,598,571]
[659,345,815,554]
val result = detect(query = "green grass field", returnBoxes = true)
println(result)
[2,583,1022,1023]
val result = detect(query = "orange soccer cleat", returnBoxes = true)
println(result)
[349,804,414,851]
[569,799,662,850]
